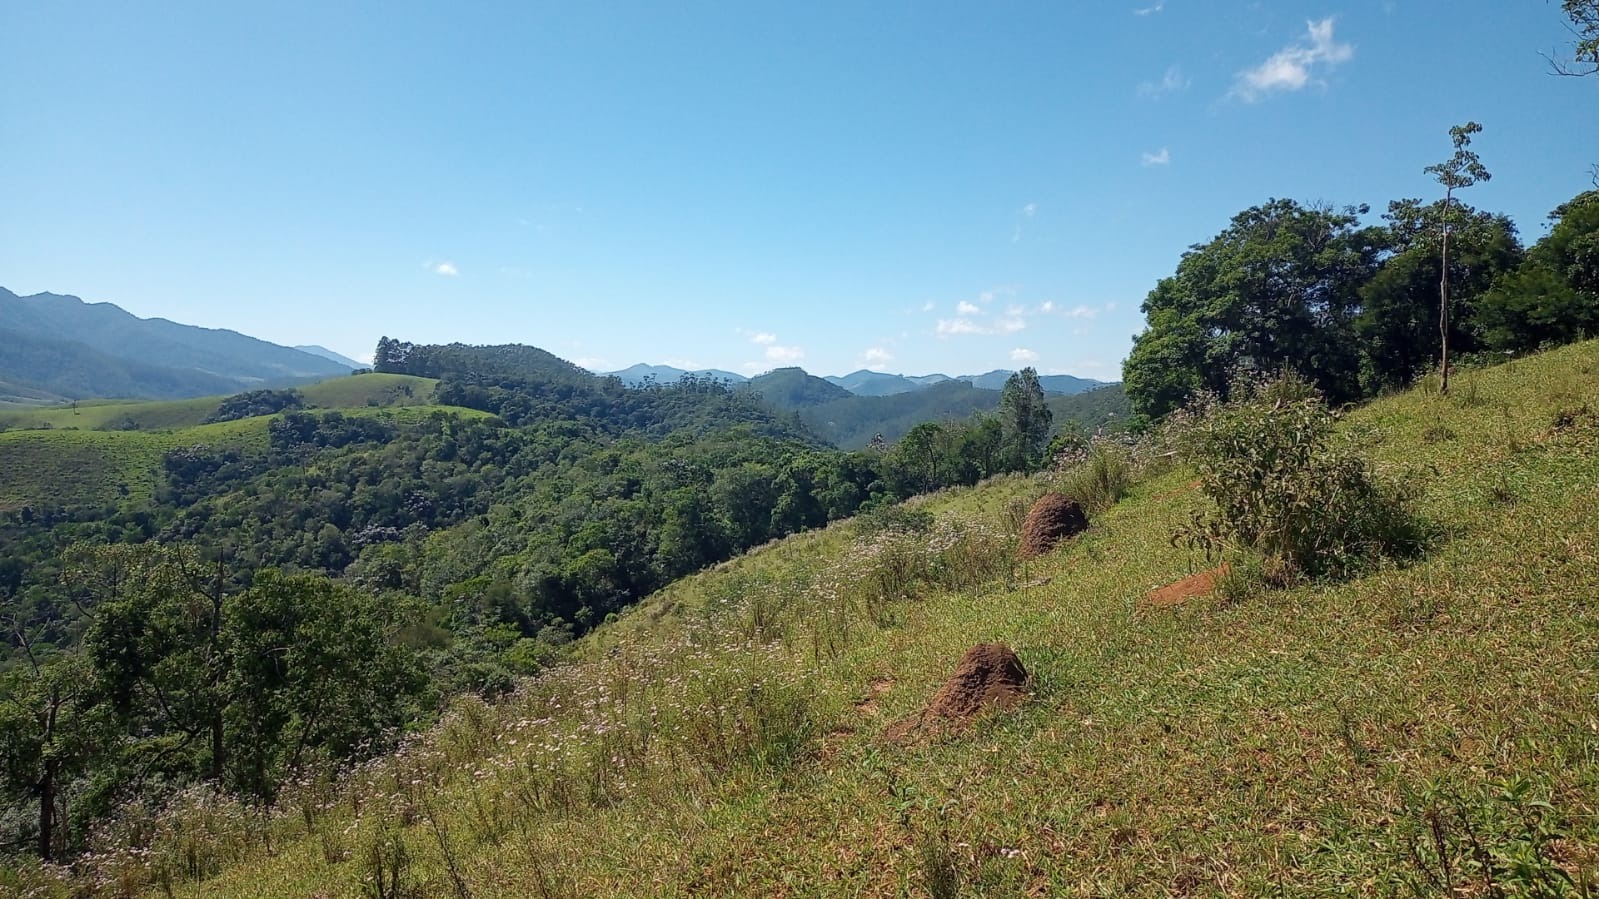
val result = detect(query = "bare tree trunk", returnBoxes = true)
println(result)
[1439,188,1453,396]
[38,760,56,861]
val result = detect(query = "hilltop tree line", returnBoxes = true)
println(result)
[1125,147,1599,423]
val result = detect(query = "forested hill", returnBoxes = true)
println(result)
[1,336,1079,861]
[372,337,819,442]
[0,287,352,402]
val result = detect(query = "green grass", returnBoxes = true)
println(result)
[0,402,485,512]
[17,343,1599,897]
[0,373,438,433]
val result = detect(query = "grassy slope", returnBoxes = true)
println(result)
[0,401,483,512]
[41,343,1599,897]
[0,373,438,432]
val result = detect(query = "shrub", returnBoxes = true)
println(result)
[1056,440,1134,514]
[1174,374,1424,584]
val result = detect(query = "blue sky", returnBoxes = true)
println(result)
[3,1,1594,379]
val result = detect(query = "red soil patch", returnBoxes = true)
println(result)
[1140,564,1229,610]
[886,643,1029,743]
[1018,493,1088,559]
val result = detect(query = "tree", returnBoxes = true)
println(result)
[1474,190,1599,351]
[224,572,425,798]
[82,544,231,783]
[1000,368,1052,471]
[1123,199,1382,422]
[0,654,112,860]
[1423,122,1491,395]
[1552,0,1599,75]
[1356,199,1522,391]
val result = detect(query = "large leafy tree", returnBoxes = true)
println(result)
[0,654,113,860]
[999,368,1053,471]
[224,571,425,798]
[1124,199,1383,422]
[1474,190,1599,351]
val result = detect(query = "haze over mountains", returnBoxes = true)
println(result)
[604,362,1108,396]
[0,287,354,403]
[0,288,1126,446]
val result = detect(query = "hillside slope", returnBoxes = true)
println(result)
[29,343,1599,897]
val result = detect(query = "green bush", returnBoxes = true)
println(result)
[1056,439,1134,514]
[1175,375,1424,583]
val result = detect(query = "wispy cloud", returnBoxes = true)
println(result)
[1010,348,1038,363]
[956,300,981,316]
[1138,64,1190,98]
[1133,0,1165,15]
[429,261,459,276]
[1141,147,1171,166]
[572,356,609,371]
[1069,304,1099,319]
[862,346,894,370]
[921,301,936,313]
[750,332,778,345]
[1022,202,1037,217]
[936,318,984,337]
[1232,17,1354,102]
[765,345,805,363]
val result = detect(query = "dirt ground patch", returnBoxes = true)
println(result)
[1140,564,1229,610]
[1019,493,1088,558]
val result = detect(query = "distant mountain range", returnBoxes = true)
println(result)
[295,345,367,369]
[604,363,748,386]
[0,287,356,404]
[603,363,1108,396]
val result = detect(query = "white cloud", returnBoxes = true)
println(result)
[937,315,1027,337]
[936,318,984,336]
[1138,64,1190,97]
[430,261,459,276]
[765,345,805,363]
[1068,305,1098,319]
[921,301,936,313]
[1133,0,1164,15]
[1022,202,1037,217]
[1010,348,1038,363]
[751,332,778,345]
[1040,300,1055,314]
[1141,147,1171,166]
[956,300,981,316]
[572,356,610,371]
[862,346,894,370]
[1232,17,1354,102]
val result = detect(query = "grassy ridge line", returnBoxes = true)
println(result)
[0,404,486,512]
[0,373,438,432]
[43,342,1599,897]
